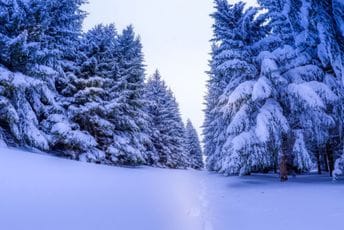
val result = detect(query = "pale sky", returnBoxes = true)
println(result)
[83,0,257,135]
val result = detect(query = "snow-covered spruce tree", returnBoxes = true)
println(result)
[312,0,344,84]
[203,1,253,172]
[20,0,87,72]
[203,44,228,171]
[282,0,343,175]
[185,120,204,169]
[257,0,339,175]
[145,71,188,168]
[204,0,340,177]
[332,0,344,39]
[204,0,281,175]
[70,24,152,165]
[0,0,98,158]
[307,0,344,176]
[103,26,150,165]
[67,24,119,162]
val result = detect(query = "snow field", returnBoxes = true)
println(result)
[1,147,343,230]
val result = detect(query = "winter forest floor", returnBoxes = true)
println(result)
[0,147,343,230]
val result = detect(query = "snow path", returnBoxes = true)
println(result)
[1,147,344,230]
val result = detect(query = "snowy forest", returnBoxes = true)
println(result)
[0,0,203,169]
[1,0,344,181]
[204,0,344,179]
[1,1,344,229]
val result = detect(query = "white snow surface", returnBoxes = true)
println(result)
[0,147,343,230]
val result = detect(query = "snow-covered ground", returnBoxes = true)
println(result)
[0,147,343,230]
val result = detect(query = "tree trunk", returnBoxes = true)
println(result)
[316,150,322,175]
[274,163,278,174]
[280,132,293,182]
[323,148,329,172]
[273,149,278,174]
[280,155,288,182]
[326,143,335,177]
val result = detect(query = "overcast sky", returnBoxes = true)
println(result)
[83,0,257,135]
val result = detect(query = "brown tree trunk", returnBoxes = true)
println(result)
[280,155,288,182]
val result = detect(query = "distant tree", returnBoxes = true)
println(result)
[145,71,188,168]
[185,120,204,169]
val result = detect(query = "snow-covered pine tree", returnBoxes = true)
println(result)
[22,0,87,71]
[256,0,295,50]
[142,88,159,166]
[144,71,168,167]
[203,1,252,172]
[104,26,150,165]
[311,0,344,85]
[203,44,227,171]
[310,0,344,177]
[145,71,188,168]
[289,0,342,175]
[185,120,204,170]
[166,90,189,168]
[257,0,339,175]
[307,0,344,176]
[0,0,87,83]
[204,0,281,175]
[332,0,344,39]
[67,24,119,162]
[204,0,340,177]
[0,0,98,158]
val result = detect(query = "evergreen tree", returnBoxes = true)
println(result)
[204,0,278,175]
[185,120,204,169]
[309,0,344,176]
[253,0,338,176]
[203,44,227,171]
[145,71,188,168]
[203,1,250,172]
[104,26,150,165]
[0,0,97,158]
[68,24,152,165]
[204,0,340,177]
[67,24,119,162]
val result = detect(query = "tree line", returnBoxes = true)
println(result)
[0,0,203,169]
